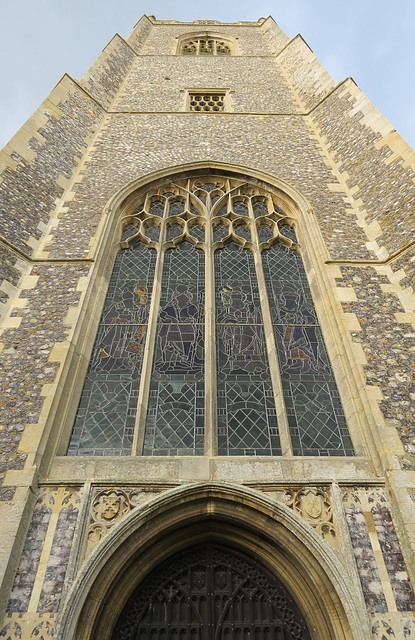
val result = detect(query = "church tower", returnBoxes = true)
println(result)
[1,15,415,639]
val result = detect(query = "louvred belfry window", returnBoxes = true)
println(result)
[181,38,232,55]
[67,175,354,457]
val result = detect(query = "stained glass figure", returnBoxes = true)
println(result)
[215,243,281,455]
[262,243,353,456]
[69,175,353,460]
[68,243,156,456]
[144,243,205,455]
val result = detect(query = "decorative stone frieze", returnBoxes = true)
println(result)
[264,486,338,544]
[86,487,162,554]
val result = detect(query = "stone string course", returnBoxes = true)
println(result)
[312,88,415,257]
[0,88,104,256]
[112,56,298,114]
[45,113,370,260]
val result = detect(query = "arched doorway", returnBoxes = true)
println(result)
[112,542,311,639]
[58,483,369,640]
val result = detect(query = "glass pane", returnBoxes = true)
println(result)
[213,224,229,242]
[234,224,251,241]
[144,243,205,455]
[189,224,205,242]
[262,243,353,456]
[262,243,317,325]
[149,200,164,217]
[279,223,297,242]
[68,243,156,456]
[169,200,185,216]
[121,223,138,241]
[215,243,281,456]
[144,224,160,242]
[253,201,268,218]
[166,223,183,241]
[258,224,274,243]
[232,201,248,216]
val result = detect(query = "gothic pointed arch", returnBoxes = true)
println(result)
[56,483,370,640]
[60,162,376,463]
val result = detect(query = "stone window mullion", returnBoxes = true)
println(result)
[132,215,167,455]
[205,196,218,455]
[248,199,293,456]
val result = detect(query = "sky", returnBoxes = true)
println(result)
[0,0,414,150]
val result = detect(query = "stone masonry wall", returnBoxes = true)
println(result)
[112,56,298,113]
[277,36,336,111]
[337,264,415,466]
[126,15,153,53]
[261,16,290,55]
[79,35,137,109]
[0,245,22,311]
[44,113,371,260]
[0,77,105,257]
[140,23,274,56]
[3,487,80,639]
[311,83,415,257]
[0,263,89,496]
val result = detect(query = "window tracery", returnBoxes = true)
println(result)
[181,38,232,55]
[189,92,226,112]
[68,175,354,458]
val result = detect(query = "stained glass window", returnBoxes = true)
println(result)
[143,242,205,456]
[262,240,354,456]
[67,174,354,458]
[215,244,280,455]
[68,243,156,456]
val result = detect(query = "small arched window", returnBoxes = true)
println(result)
[67,175,354,458]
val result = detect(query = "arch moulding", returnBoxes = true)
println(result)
[57,482,370,640]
